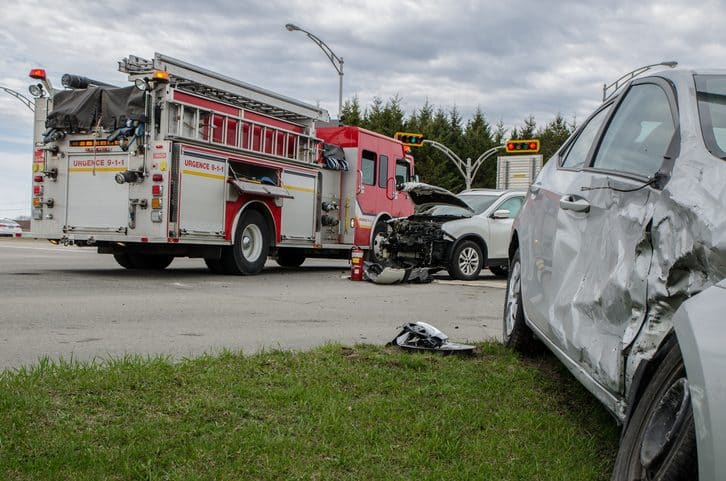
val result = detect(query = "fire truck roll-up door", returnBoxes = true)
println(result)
[280,171,317,242]
[66,151,129,232]
[177,148,227,238]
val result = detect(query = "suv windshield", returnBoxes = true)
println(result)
[695,74,726,159]
[458,194,500,215]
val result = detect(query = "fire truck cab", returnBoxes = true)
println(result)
[28,53,415,274]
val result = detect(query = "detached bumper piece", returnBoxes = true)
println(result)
[363,262,433,284]
[388,322,475,355]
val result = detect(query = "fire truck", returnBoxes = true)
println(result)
[27,53,415,274]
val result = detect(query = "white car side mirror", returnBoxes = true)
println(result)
[492,209,511,219]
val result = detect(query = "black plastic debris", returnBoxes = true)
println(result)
[388,322,475,355]
[363,262,433,284]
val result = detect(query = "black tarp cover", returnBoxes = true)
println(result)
[46,86,145,131]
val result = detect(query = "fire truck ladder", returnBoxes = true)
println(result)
[119,53,329,125]
[119,53,329,165]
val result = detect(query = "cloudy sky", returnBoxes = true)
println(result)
[1,0,724,218]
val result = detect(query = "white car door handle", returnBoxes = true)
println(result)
[559,195,591,213]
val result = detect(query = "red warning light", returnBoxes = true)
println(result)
[29,69,47,80]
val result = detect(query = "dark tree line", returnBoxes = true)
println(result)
[340,96,575,192]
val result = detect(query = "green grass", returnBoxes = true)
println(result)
[0,343,619,480]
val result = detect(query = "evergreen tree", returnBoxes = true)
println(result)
[519,115,537,139]
[493,120,508,145]
[362,95,404,136]
[340,96,363,126]
[537,113,574,163]
[338,94,574,189]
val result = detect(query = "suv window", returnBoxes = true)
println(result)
[560,106,611,170]
[592,83,675,177]
[495,196,523,218]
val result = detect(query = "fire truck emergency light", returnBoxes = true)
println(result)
[151,70,170,83]
[29,69,47,80]
[394,132,426,147]
[505,139,540,154]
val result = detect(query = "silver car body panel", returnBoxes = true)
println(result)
[673,280,726,481]
[513,68,726,422]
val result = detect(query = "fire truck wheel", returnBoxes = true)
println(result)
[447,240,483,280]
[130,254,174,270]
[113,253,136,269]
[275,248,306,268]
[204,258,226,274]
[224,210,270,275]
[367,221,389,263]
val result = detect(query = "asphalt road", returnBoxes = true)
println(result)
[0,238,506,370]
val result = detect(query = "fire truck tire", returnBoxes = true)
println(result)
[204,257,226,274]
[275,248,306,268]
[223,210,270,275]
[367,221,388,263]
[130,254,174,270]
[113,253,136,269]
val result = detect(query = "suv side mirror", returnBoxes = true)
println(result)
[492,209,511,219]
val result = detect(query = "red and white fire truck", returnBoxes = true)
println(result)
[27,53,415,274]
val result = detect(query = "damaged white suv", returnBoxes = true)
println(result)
[503,68,726,480]
[374,184,524,280]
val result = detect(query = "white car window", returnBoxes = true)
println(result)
[495,197,523,218]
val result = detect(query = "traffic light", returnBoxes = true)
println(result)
[505,139,540,153]
[395,132,426,147]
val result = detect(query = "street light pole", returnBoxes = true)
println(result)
[285,23,344,120]
[0,86,35,112]
[467,145,505,189]
[423,140,504,190]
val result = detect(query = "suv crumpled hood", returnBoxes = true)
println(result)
[398,182,474,212]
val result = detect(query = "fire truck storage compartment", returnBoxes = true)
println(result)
[228,160,293,199]
[178,147,227,236]
[66,152,129,231]
[228,161,279,189]
[280,170,317,242]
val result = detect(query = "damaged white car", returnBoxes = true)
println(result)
[373,184,524,280]
[504,67,726,480]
